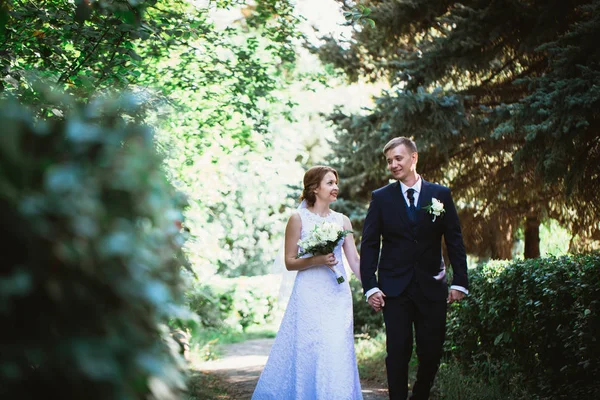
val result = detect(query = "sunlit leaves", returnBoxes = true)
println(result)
[343,3,375,29]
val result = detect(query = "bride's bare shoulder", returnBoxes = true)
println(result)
[287,211,302,225]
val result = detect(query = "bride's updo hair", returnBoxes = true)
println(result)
[300,166,339,207]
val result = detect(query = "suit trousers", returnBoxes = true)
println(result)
[382,279,447,400]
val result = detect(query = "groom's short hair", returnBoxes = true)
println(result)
[383,137,417,155]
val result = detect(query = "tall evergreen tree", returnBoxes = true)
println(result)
[315,0,600,258]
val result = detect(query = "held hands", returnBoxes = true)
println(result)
[447,289,466,304]
[367,291,386,313]
[316,253,337,270]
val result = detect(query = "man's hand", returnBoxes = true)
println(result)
[447,289,466,304]
[367,291,386,312]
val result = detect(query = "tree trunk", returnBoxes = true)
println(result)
[490,214,514,260]
[524,212,541,259]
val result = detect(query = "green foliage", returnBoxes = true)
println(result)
[0,1,8,41]
[343,4,375,29]
[185,275,281,361]
[234,285,277,331]
[1,0,300,136]
[446,253,600,397]
[185,275,280,333]
[513,219,572,258]
[0,91,194,398]
[350,276,383,335]
[354,331,388,385]
[435,361,533,400]
[504,1,600,221]
[185,283,235,329]
[1,0,154,97]
[170,144,302,278]
[2,0,309,279]
[133,1,306,278]
[243,0,303,66]
[316,0,600,254]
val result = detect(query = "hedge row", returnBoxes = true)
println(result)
[186,274,280,332]
[446,253,600,397]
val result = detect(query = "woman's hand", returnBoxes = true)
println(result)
[315,253,337,270]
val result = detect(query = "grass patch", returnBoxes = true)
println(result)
[184,370,231,400]
[355,332,387,385]
[355,331,528,400]
[355,331,420,387]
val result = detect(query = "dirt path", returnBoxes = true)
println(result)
[195,338,388,400]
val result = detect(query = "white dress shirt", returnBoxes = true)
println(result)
[366,176,468,300]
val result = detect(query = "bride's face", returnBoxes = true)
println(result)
[314,172,339,204]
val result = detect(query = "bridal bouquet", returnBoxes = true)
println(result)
[297,222,352,284]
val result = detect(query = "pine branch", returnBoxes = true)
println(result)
[480,56,518,87]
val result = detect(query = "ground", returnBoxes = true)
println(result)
[193,338,389,400]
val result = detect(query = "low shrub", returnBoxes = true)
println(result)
[0,93,191,399]
[350,276,384,336]
[186,274,280,332]
[446,253,600,397]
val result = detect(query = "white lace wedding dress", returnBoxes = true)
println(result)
[252,208,363,400]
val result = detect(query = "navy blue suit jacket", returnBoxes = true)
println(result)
[360,179,468,301]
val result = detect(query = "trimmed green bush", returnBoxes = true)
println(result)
[350,276,384,336]
[185,283,235,329]
[186,275,279,332]
[446,253,600,397]
[0,93,192,399]
[435,360,533,400]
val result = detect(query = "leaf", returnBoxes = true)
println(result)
[494,332,504,345]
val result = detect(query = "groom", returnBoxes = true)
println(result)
[360,137,468,400]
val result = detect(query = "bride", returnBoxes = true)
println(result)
[252,166,363,400]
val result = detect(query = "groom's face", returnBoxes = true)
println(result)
[386,144,417,182]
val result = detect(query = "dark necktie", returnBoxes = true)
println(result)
[406,188,417,222]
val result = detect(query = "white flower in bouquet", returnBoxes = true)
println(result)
[317,222,341,242]
[297,221,352,284]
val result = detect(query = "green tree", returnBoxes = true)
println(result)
[313,0,600,258]
[0,0,300,128]
[1,0,306,277]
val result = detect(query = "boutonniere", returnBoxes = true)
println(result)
[423,198,445,221]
